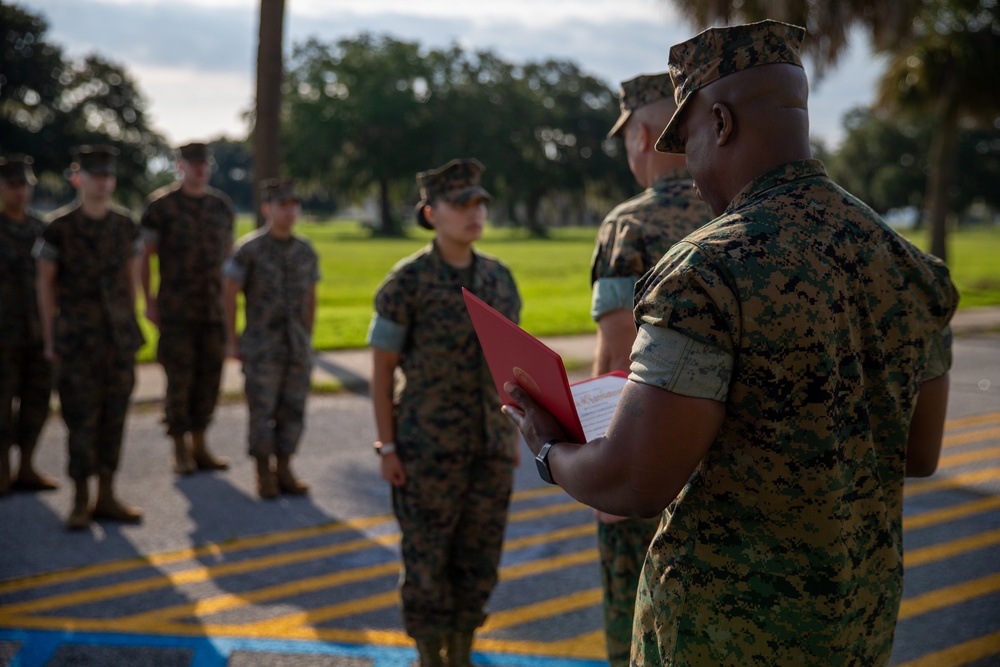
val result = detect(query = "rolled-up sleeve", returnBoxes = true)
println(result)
[367,314,407,353]
[629,324,732,401]
[591,276,637,321]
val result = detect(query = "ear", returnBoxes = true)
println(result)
[423,204,436,228]
[712,103,734,146]
[636,122,653,153]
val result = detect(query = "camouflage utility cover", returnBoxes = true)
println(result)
[141,184,235,322]
[629,160,958,665]
[607,72,674,139]
[657,20,806,154]
[590,168,714,320]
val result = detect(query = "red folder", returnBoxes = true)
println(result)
[463,287,587,442]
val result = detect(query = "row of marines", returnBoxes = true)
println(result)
[0,144,319,531]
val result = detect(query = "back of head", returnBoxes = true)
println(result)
[656,20,812,212]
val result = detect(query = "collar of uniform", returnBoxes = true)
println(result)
[429,240,483,286]
[650,167,695,192]
[724,159,827,215]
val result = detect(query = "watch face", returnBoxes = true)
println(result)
[535,444,555,484]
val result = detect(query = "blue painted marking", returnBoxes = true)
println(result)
[0,628,607,667]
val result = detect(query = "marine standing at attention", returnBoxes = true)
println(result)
[367,159,521,667]
[223,179,319,499]
[0,155,58,496]
[35,146,146,531]
[141,142,235,474]
[590,71,714,667]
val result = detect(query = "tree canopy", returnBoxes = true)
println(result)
[0,3,167,207]
[282,34,635,236]
[666,0,1000,261]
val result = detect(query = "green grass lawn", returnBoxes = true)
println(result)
[135,219,1000,362]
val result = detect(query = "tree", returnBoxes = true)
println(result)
[284,35,434,236]
[1,3,167,206]
[208,137,255,212]
[827,107,931,214]
[253,0,285,226]
[666,0,1000,262]
[283,35,634,236]
[876,1,1000,260]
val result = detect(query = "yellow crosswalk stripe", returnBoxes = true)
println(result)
[893,629,1000,667]
[905,527,1000,567]
[944,426,1000,448]
[945,412,1000,431]
[904,496,1000,530]
[905,467,1000,497]
[899,572,1000,620]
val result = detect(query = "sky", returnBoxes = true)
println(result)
[28,0,884,149]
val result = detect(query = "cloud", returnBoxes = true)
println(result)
[31,0,256,73]
[29,0,875,146]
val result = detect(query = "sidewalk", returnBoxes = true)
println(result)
[131,306,1000,404]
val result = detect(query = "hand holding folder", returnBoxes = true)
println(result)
[462,288,625,443]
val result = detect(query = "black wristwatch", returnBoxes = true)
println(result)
[535,439,559,485]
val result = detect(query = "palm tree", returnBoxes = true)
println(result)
[254,0,285,227]
[665,1,921,78]
[666,0,1000,262]
[877,8,1000,261]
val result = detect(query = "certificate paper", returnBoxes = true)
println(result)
[570,372,628,441]
[463,288,626,442]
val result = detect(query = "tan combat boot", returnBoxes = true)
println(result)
[415,636,445,667]
[191,430,229,471]
[65,478,91,531]
[173,434,196,475]
[92,473,143,523]
[445,632,474,667]
[14,446,60,491]
[276,453,309,495]
[256,455,279,499]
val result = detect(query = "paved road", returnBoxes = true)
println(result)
[1,334,998,667]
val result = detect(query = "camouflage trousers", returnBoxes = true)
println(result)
[597,516,661,667]
[243,350,311,457]
[157,321,225,436]
[392,448,513,640]
[58,344,135,481]
[0,342,53,455]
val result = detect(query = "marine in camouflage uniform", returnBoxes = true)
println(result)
[505,21,959,667]
[367,159,520,667]
[591,73,714,667]
[0,155,57,495]
[34,146,145,530]
[141,142,235,474]
[223,179,319,499]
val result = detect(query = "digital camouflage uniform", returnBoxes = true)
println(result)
[141,182,235,437]
[0,209,53,477]
[222,228,320,457]
[628,159,958,666]
[592,71,716,667]
[368,241,521,640]
[34,204,144,482]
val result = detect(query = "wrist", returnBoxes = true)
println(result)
[534,438,560,485]
[374,440,397,456]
